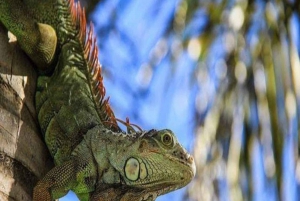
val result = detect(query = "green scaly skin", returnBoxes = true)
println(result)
[0,0,57,69]
[0,0,196,200]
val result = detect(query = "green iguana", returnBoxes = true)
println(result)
[0,0,196,200]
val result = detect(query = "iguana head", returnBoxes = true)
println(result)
[110,129,196,196]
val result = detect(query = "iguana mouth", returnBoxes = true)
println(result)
[165,153,196,171]
[145,150,196,180]
[128,163,195,190]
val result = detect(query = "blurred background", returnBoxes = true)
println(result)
[62,0,300,200]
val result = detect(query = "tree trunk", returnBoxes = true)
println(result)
[0,24,53,201]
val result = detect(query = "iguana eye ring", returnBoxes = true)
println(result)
[161,133,173,146]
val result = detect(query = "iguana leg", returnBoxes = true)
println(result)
[0,0,57,70]
[33,159,96,201]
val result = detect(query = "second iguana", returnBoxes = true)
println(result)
[0,0,196,200]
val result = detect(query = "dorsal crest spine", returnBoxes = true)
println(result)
[68,0,142,132]
[66,0,118,130]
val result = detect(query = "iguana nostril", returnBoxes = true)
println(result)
[187,155,194,164]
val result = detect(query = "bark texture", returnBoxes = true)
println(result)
[0,24,53,201]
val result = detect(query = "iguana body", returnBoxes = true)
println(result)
[0,0,196,200]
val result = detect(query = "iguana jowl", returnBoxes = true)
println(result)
[0,0,196,200]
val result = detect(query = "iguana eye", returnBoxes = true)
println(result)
[161,133,173,146]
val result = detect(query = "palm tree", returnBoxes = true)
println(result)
[0,24,53,201]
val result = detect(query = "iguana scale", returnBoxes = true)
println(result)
[0,0,196,200]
